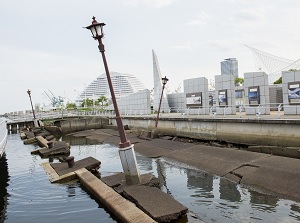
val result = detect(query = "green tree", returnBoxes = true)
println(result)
[273,76,282,84]
[235,77,244,86]
[97,96,108,108]
[66,102,77,109]
[81,98,94,107]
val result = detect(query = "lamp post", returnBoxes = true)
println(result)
[27,89,38,127]
[85,17,140,184]
[155,76,169,128]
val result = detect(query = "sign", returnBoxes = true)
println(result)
[288,82,300,104]
[186,92,202,108]
[248,86,260,105]
[218,90,227,107]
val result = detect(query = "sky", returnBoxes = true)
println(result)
[1,0,300,114]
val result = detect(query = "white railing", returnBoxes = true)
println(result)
[0,118,8,157]
[5,102,300,122]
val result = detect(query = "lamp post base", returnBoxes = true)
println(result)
[119,145,141,185]
[33,119,39,127]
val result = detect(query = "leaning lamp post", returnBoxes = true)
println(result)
[85,17,140,184]
[155,76,169,128]
[27,89,38,127]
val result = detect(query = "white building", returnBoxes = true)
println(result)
[76,72,146,103]
[221,58,239,78]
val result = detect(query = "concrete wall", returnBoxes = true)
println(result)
[112,117,300,147]
[59,117,109,134]
[106,89,151,115]
[282,70,300,114]
[167,93,186,113]
[215,75,236,115]
[244,72,270,115]
[183,77,209,115]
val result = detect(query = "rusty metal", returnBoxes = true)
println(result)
[27,89,36,120]
[85,17,130,149]
[65,156,75,168]
[155,76,168,128]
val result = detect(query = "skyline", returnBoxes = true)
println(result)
[1,0,300,114]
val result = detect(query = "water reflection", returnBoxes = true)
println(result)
[5,132,300,223]
[219,178,241,203]
[250,190,278,213]
[0,154,9,222]
[140,158,300,223]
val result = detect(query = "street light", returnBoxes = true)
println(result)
[155,76,169,128]
[27,89,38,127]
[85,17,140,185]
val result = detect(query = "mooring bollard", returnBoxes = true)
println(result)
[47,141,54,149]
[65,156,75,168]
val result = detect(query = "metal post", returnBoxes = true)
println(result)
[155,78,168,128]
[88,20,140,184]
[27,90,38,127]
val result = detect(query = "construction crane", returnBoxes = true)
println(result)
[43,90,64,107]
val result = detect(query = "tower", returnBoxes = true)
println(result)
[152,50,170,112]
[221,58,239,78]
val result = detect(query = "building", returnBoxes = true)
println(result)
[221,58,239,78]
[76,72,146,104]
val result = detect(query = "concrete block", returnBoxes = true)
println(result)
[284,106,297,115]
[294,71,300,80]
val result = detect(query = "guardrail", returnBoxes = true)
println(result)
[5,102,299,123]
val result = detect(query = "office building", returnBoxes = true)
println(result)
[221,58,239,78]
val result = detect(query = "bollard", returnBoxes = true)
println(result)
[47,141,54,149]
[65,156,75,168]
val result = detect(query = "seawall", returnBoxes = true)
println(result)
[109,116,300,147]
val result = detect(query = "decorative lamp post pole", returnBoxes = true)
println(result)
[155,76,169,128]
[85,17,140,184]
[27,89,38,127]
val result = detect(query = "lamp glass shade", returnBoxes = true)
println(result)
[162,76,169,85]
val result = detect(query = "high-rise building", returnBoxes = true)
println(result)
[76,72,146,103]
[221,58,239,78]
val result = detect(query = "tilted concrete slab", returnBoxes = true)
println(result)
[41,157,100,183]
[51,156,100,176]
[75,168,156,223]
[123,185,188,222]
[41,162,77,183]
[101,173,160,194]
[36,135,49,148]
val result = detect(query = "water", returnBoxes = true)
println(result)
[1,133,300,223]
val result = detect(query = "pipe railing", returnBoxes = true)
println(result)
[5,102,299,122]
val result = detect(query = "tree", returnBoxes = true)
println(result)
[97,96,108,108]
[235,77,244,86]
[273,76,282,84]
[81,98,94,107]
[66,102,77,109]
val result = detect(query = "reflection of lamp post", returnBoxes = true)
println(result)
[85,17,140,184]
[27,89,38,127]
[155,76,168,128]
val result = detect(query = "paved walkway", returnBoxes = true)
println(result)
[72,129,300,203]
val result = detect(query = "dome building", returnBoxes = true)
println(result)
[76,72,146,104]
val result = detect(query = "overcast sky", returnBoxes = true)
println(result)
[1,0,300,114]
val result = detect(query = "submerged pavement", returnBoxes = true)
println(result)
[68,129,300,203]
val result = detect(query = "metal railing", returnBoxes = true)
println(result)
[5,102,300,123]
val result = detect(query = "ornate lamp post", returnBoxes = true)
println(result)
[27,89,38,127]
[85,17,140,184]
[155,76,169,128]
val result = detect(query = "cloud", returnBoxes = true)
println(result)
[120,0,176,8]
[186,11,212,27]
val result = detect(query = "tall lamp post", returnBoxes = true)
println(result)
[85,17,140,184]
[27,89,38,127]
[155,76,169,128]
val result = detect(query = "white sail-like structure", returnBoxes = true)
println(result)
[152,50,170,112]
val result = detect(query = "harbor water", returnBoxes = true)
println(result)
[1,132,300,223]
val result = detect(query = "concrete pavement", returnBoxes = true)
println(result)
[74,128,300,203]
